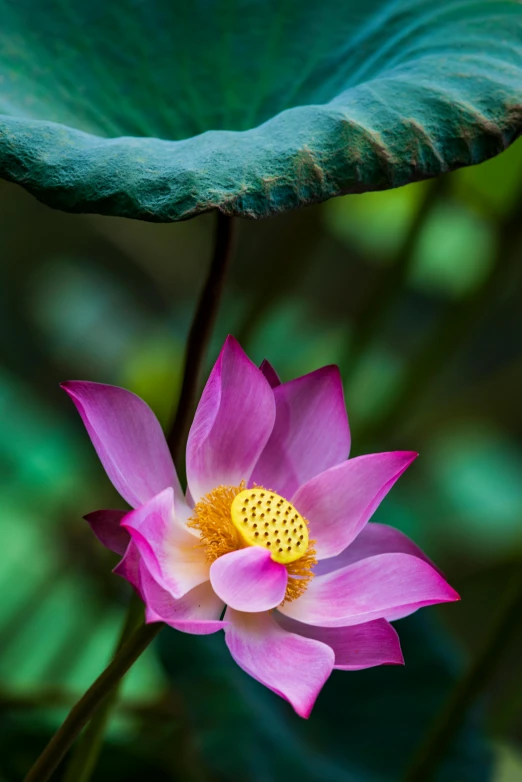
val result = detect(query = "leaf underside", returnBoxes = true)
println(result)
[0,0,521,221]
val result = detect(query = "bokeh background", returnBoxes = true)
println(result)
[1,137,522,781]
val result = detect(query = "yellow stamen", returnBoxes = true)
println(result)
[187,482,246,563]
[284,545,317,604]
[188,482,315,604]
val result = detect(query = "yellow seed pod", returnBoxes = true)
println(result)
[230,487,309,565]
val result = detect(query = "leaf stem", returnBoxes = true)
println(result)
[404,569,522,782]
[167,210,236,471]
[23,211,235,782]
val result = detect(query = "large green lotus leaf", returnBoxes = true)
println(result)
[0,1,521,221]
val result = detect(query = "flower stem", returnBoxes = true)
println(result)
[61,592,144,782]
[167,210,236,471]
[403,569,522,782]
[23,211,235,782]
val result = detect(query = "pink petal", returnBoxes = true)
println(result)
[186,336,276,501]
[277,615,404,670]
[280,553,460,627]
[293,451,418,560]
[224,608,334,718]
[62,381,181,509]
[251,366,350,499]
[209,546,288,612]
[314,522,439,576]
[113,541,144,600]
[259,359,281,388]
[121,488,209,599]
[84,509,129,555]
[141,569,227,635]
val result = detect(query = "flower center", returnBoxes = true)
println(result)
[230,487,309,565]
[187,482,316,603]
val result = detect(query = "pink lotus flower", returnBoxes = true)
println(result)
[62,336,459,718]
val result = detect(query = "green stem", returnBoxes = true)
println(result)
[61,592,143,782]
[404,569,522,782]
[23,211,235,782]
[167,210,236,472]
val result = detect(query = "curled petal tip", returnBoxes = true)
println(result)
[394,450,418,463]
[259,358,281,388]
[84,509,129,555]
[60,379,92,393]
[223,334,242,352]
[186,337,276,500]
[59,380,181,508]
[224,608,334,718]
[294,450,419,559]
[60,380,75,395]
[252,363,350,498]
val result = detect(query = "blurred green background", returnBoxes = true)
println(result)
[1,138,522,781]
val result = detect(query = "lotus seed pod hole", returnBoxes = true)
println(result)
[231,487,308,564]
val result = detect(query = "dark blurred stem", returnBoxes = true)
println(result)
[23,622,162,782]
[167,211,236,472]
[341,176,447,384]
[235,206,322,349]
[61,592,143,782]
[358,188,522,449]
[23,210,235,782]
[404,570,522,782]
